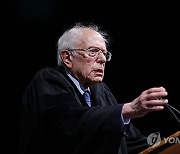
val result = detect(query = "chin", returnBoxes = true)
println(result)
[93,77,103,83]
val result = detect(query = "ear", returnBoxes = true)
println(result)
[60,50,73,69]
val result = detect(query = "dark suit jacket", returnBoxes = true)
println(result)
[19,66,148,154]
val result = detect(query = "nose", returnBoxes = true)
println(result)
[96,52,106,63]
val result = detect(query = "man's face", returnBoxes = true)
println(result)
[68,29,107,87]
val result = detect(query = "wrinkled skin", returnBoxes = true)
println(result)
[61,28,106,88]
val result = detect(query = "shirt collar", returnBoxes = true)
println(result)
[66,70,90,95]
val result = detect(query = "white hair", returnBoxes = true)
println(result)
[57,23,109,66]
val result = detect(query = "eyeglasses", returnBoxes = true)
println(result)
[68,47,112,61]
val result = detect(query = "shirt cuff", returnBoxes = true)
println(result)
[121,113,130,125]
[112,104,131,134]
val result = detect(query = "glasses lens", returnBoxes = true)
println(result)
[106,52,112,61]
[87,48,99,57]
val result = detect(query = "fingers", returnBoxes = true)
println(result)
[146,105,165,112]
[145,99,168,113]
[143,86,168,101]
[146,87,166,93]
[141,87,168,111]
[146,98,168,107]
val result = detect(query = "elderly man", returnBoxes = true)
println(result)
[19,23,168,154]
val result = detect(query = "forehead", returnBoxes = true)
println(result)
[81,28,106,47]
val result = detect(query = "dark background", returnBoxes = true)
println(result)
[5,0,180,153]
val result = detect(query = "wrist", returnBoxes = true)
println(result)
[122,102,134,119]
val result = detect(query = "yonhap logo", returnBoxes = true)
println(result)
[147,131,180,148]
[147,132,161,148]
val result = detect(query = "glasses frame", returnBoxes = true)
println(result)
[68,47,112,61]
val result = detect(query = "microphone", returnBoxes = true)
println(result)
[165,103,180,127]
[157,97,180,127]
